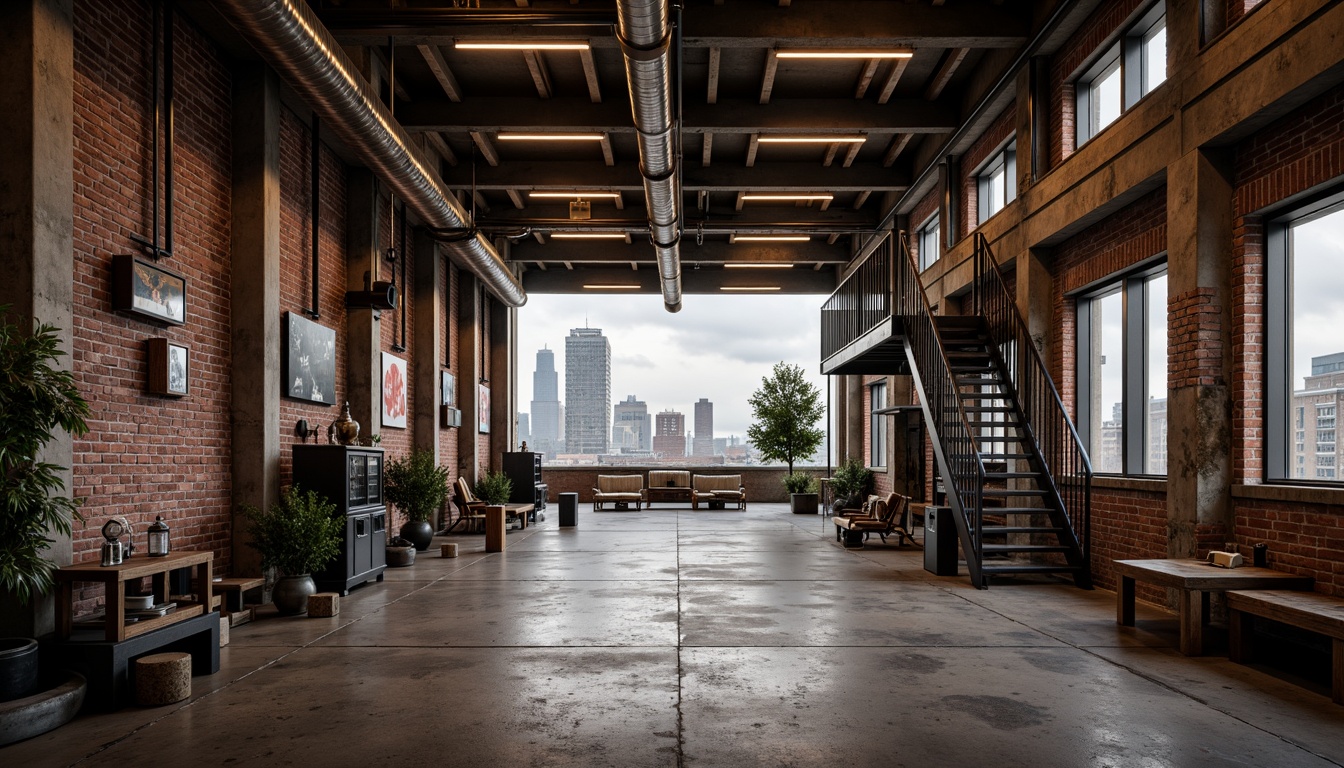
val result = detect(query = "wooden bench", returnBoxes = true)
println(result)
[212,577,264,615]
[1226,589,1344,704]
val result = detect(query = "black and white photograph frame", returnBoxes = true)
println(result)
[284,312,337,406]
[441,371,455,406]
[147,338,189,397]
[113,254,187,326]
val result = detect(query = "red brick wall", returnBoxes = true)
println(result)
[1090,487,1168,594]
[278,108,348,487]
[70,0,234,597]
[910,188,941,267]
[960,105,1017,237]
[439,262,461,525]
[1233,500,1344,595]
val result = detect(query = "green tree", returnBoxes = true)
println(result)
[747,362,825,475]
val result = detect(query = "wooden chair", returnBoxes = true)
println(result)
[834,492,920,548]
[443,477,488,534]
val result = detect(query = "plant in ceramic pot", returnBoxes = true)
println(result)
[829,458,874,513]
[243,487,343,615]
[473,471,513,506]
[384,450,449,551]
[0,306,90,703]
[783,472,820,515]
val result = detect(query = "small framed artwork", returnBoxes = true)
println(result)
[382,352,408,429]
[478,383,491,433]
[147,338,189,397]
[113,255,187,326]
[441,371,455,406]
[284,312,337,405]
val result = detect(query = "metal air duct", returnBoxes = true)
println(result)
[616,0,683,312]
[209,0,526,307]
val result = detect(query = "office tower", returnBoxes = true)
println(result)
[613,395,650,452]
[530,347,561,456]
[693,397,714,456]
[653,410,686,458]
[516,412,530,448]
[565,327,611,455]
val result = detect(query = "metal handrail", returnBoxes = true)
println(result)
[821,237,893,363]
[971,233,1093,571]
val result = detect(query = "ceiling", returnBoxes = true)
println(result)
[309,0,1033,295]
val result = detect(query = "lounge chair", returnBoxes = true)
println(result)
[691,474,746,510]
[443,477,488,533]
[834,492,918,548]
[593,474,645,511]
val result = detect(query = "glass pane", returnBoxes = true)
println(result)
[1090,291,1125,473]
[1142,20,1167,94]
[1290,206,1344,482]
[349,454,366,506]
[1092,59,1123,134]
[871,384,887,466]
[1145,274,1168,474]
[988,164,1006,216]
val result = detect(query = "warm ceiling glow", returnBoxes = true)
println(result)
[720,286,783,291]
[528,191,622,199]
[550,233,629,240]
[584,284,641,290]
[725,264,797,269]
[741,194,834,202]
[456,41,591,51]
[776,50,913,60]
[731,235,811,243]
[497,133,606,141]
[758,136,867,144]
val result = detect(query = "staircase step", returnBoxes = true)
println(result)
[983,472,1042,479]
[980,452,1035,459]
[982,544,1072,554]
[981,526,1065,535]
[960,406,1015,412]
[980,564,1081,575]
[980,506,1054,514]
[980,488,1047,496]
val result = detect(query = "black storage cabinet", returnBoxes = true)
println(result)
[923,506,959,577]
[502,451,548,520]
[293,445,387,595]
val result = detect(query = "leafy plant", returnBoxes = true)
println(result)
[783,472,819,495]
[242,486,343,576]
[473,471,513,506]
[830,458,874,502]
[746,362,825,475]
[0,307,90,605]
[384,450,450,523]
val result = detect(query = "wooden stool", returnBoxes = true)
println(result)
[213,576,264,615]
[308,592,340,618]
[485,506,507,553]
[218,614,230,647]
[134,652,191,706]
[441,543,459,558]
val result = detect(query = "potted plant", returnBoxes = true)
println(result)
[830,458,875,513]
[385,536,416,568]
[783,472,820,515]
[243,486,343,615]
[474,471,513,506]
[384,450,449,551]
[0,307,89,704]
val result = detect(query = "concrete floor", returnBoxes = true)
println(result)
[6,504,1344,767]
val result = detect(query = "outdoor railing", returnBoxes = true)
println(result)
[821,236,894,364]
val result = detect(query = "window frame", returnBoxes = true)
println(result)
[976,139,1017,224]
[1074,260,1169,476]
[1075,2,1167,147]
[917,214,941,271]
[870,381,888,469]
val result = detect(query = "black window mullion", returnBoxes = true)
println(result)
[1123,277,1146,473]
[1266,221,1289,479]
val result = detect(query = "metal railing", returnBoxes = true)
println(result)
[821,237,893,363]
[893,233,986,586]
[971,233,1092,572]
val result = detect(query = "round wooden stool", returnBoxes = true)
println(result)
[134,652,191,706]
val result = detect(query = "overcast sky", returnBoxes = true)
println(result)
[517,293,832,443]
[1293,209,1344,389]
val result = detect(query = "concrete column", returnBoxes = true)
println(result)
[833,375,848,464]
[1167,0,1203,75]
[1015,65,1034,194]
[346,170,383,439]
[412,228,442,457]
[0,0,73,638]
[845,375,864,462]
[1015,248,1054,366]
[457,273,483,480]
[1166,148,1234,558]
[229,65,282,577]
[489,294,515,463]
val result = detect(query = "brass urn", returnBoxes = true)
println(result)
[328,401,361,445]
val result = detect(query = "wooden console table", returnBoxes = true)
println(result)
[55,550,214,643]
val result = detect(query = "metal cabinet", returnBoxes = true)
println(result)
[293,445,387,595]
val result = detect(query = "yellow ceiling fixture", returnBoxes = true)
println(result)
[720,286,783,291]
[583,284,641,290]
[775,50,913,59]
[497,133,606,142]
[550,233,629,240]
[528,191,623,199]
[741,194,834,202]
[455,41,591,51]
[758,135,867,144]
[725,264,797,269]
[730,235,810,243]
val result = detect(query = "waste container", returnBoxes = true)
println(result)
[559,492,578,527]
[923,506,958,576]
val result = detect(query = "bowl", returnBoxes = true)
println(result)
[125,595,155,610]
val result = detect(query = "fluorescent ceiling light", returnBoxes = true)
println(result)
[456,41,590,51]
[550,233,629,240]
[721,286,783,291]
[741,194,834,202]
[497,133,605,141]
[730,235,810,243]
[584,284,641,290]
[776,50,913,59]
[758,136,867,144]
[725,264,797,269]
[528,191,622,199]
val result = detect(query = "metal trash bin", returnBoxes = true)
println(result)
[559,492,578,527]
[923,506,958,576]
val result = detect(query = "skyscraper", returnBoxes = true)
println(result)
[693,398,714,456]
[565,327,611,455]
[516,412,531,448]
[654,410,686,458]
[613,395,651,452]
[530,347,561,456]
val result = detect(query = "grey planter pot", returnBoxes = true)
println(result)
[790,493,820,515]
[273,574,317,615]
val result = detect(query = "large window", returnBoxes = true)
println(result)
[918,215,941,271]
[1267,193,1344,482]
[1076,3,1167,146]
[1076,267,1168,475]
[977,139,1017,223]
[870,382,887,467]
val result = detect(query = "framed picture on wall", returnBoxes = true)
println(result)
[382,352,408,429]
[112,255,186,326]
[478,384,491,433]
[441,371,455,406]
[147,338,189,397]
[284,312,337,405]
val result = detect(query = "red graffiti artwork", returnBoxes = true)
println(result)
[384,361,406,420]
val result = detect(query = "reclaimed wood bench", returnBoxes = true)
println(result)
[212,577,263,615]
[1226,589,1344,704]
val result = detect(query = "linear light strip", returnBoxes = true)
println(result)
[731,235,810,243]
[528,192,623,199]
[720,286,783,291]
[725,264,797,269]
[584,284,641,290]
[758,136,867,144]
[551,233,629,240]
[741,194,834,202]
[497,133,606,141]
[456,42,591,51]
[776,50,913,59]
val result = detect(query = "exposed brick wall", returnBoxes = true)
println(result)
[1089,487,1168,595]
[959,105,1017,237]
[439,261,461,526]
[1234,500,1344,596]
[1169,288,1223,388]
[1226,0,1265,29]
[1230,214,1264,482]
[910,188,941,268]
[70,0,234,608]
[278,108,348,487]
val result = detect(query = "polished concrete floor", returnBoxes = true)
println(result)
[6,504,1344,766]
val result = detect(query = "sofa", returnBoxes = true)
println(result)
[646,470,693,505]
[691,474,746,510]
[593,474,644,511]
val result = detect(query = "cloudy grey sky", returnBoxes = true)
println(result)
[517,293,832,444]
[1292,209,1344,389]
